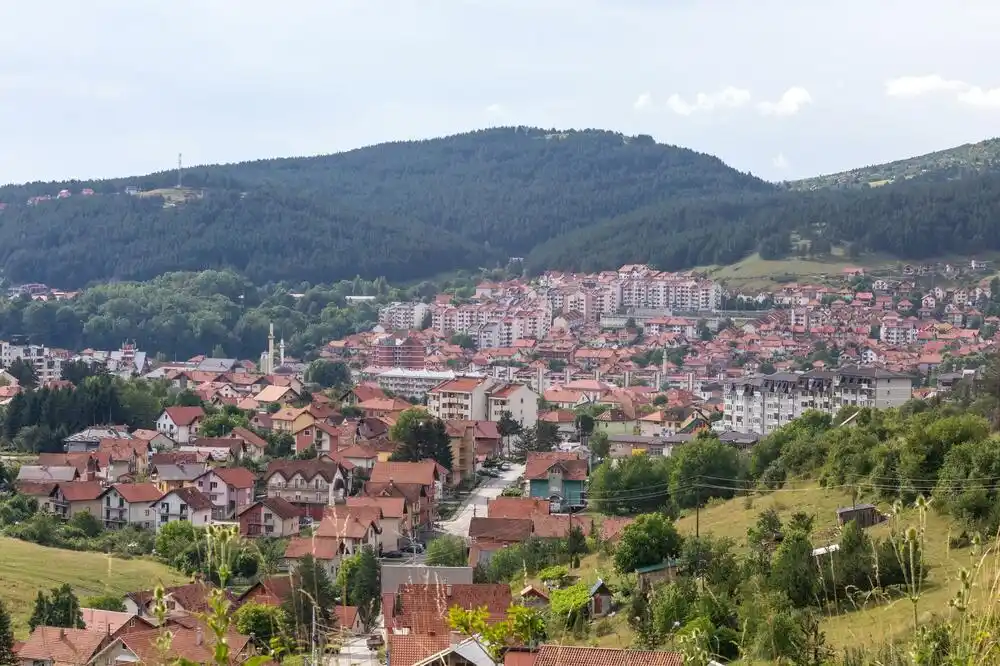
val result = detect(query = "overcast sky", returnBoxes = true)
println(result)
[1,0,998,184]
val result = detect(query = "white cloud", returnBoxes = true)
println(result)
[772,153,789,170]
[485,103,504,115]
[885,74,968,98]
[756,87,813,116]
[633,92,652,111]
[665,86,751,116]
[957,86,1000,108]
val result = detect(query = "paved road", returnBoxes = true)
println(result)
[328,636,379,665]
[439,464,525,537]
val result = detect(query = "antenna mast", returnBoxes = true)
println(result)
[176,153,183,189]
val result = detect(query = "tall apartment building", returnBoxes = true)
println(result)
[723,367,913,435]
[378,302,430,331]
[374,368,464,400]
[879,314,919,346]
[0,337,63,384]
[427,377,539,428]
[372,336,425,369]
[432,300,551,342]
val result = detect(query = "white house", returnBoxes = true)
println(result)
[190,466,256,519]
[487,382,539,428]
[155,406,205,444]
[151,486,214,532]
[99,483,162,530]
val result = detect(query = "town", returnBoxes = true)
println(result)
[0,260,998,666]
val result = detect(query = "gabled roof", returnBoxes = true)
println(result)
[315,505,380,540]
[115,626,250,665]
[347,495,407,519]
[126,582,232,614]
[532,645,683,666]
[388,634,450,666]
[108,482,163,503]
[237,495,302,520]
[284,536,342,560]
[486,497,550,519]
[230,426,268,450]
[468,517,533,542]
[523,453,588,481]
[265,458,344,482]
[17,627,108,664]
[369,460,437,486]
[159,486,214,511]
[200,466,257,489]
[57,481,105,502]
[394,583,511,634]
[162,406,205,426]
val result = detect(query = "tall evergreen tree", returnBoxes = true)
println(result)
[0,599,16,666]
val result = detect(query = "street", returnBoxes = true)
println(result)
[439,463,525,537]
[327,636,379,665]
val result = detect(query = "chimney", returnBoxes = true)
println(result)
[564,367,571,385]
[59,628,65,639]
[195,627,204,646]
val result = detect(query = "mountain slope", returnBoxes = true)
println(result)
[788,137,1000,191]
[0,128,770,288]
[525,171,1000,275]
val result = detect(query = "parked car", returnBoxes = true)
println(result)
[380,550,405,559]
[401,542,425,554]
[367,633,384,650]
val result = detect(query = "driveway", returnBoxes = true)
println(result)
[439,463,525,537]
[328,636,379,665]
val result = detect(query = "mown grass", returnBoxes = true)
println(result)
[0,536,188,637]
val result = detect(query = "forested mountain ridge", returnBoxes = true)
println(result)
[0,128,769,288]
[787,136,1000,191]
[524,170,1000,274]
[4,127,1000,288]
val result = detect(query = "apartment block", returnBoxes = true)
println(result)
[378,302,430,330]
[723,367,913,435]
[372,336,425,369]
[427,377,540,425]
[0,338,63,384]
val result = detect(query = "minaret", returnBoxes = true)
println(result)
[279,338,286,367]
[266,323,275,374]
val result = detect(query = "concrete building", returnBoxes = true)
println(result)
[722,367,913,435]
[0,337,63,384]
[372,367,473,400]
[373,336,425,369]
[378,301,430,330]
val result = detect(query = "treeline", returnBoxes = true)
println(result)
[525,172,1000,274]
[0,128,768,287]
[0,269,481,360]
[2,375,169,452]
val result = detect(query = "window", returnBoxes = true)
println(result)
[210,482,218,489]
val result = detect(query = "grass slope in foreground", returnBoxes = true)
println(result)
[0,536,188,636]
[675,482,976,650]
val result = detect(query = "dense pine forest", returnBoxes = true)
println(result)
[1,126,999,288]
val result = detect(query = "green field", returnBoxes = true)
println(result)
[0,537,188,637]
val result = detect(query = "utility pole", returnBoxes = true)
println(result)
[310,603,317,666]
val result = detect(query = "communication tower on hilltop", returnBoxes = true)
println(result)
[176,153,183,189]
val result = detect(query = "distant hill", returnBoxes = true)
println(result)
[787,137,1000,191]
[0,128,769,288]
[4,128,1000,288]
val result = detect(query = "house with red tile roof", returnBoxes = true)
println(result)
[98,483,163,530]
[237,496,302,539]
[155,406,205,444]
[16,627,111,666]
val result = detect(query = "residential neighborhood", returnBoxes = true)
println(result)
[1,260,999,665]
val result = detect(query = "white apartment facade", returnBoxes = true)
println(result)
[723,367,913,435]
[378,301,431,331]
[0,340,63,384]
[373,368,457,399]
[487,382,539,428]
[427,376,540,426]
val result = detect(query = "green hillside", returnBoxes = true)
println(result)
[2,128,1000,288]
[0,536,187,636]
[788,137,1000,191]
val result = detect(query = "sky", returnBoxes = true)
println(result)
[1,0,998,184]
